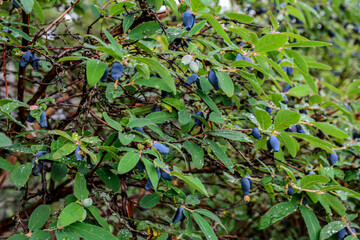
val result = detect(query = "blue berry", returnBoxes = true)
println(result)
[194,111,204,126]
[329,151,338,166]
[265,106,272,114]
[100,67,109,82]
[283,84,293,92]
[111,62,123,80]
[30,52,39,70]
[172,206,185,224]
[251,126,261,139]
[338,228,347,240]
[308,170,316,175]
[185,74,198,86]
[145,169,161,190]
[241,177,250,195]
[153,142,169,154]
[281,93,289,104]
[160,168,173,181]
[136,160,145,173]
[182,10,195,31]
[39,110,47,128]
[296,124,305,134]
[133,127,146,134]
[269,135,280,152]
[151,105,161,113]
[287,186,294,195]
[74,145,83,161]
[208,70,220,90]
[26,112,36,123]
[20,51,32,68]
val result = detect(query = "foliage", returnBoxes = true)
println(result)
[0,0,360,239]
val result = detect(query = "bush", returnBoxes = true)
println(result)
[0,0,359,239]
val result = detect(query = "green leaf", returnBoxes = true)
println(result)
[67,222,117,240]
[216,71,234,97]
[277,133,299,158]
[313,122,350,139]
[255,34,288,53]
[195,209,227,233]
[301,206,321,240]
[11,163,32,188]
[300,175,329,188]
[255,108,272,130]
[208,140,234,173]
[51,163,68,181]
[29,230,50,240]
[192,212,218,240]
[33,0,45,24]
[7,234,29,240]
[274,110,300,130]
[86,59,107,87]
[53,143,77,160]
[267,11,278,30]
[288,85,311,97]
[283,49,308,73]
[196,89,221,116]
[139,194,161,208]
[55,229,79,240]
[259,202,299,229]
[188,20,207,37]
[132,57,176,94]
[227,13,254,23]
[142,158,159,190]
[135,64,150,80]
[321,186,360,199]
[118,152,140,174]
[57,203,84,228]
[48,130,75,142]
[319,221,346,240]
[103,112,122,131]
[88,206,110,231]
[0,132,12,147]
[263,57,292,86]
[123,14,135,33]
[323,193,346,216]
[286,132,336,153]
[284,41,332,48]
[183,141,204,169]
[28,205,51,231]
[74,173,89,201]
[0,156,15,172]
[96,167,120,191]
[127,21,161,40]
[208,129,252,142]
[202,13,233,46]
[171,171,208,197]
[21,0,34,14]
[191,0,206,12]
[126,117,155,128]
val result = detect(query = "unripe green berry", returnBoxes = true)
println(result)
[189,61,199,73]
[81,198,93,207]
[181,55,192,65]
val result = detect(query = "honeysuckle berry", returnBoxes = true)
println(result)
[182,10,195,31]
[151,105,161,113]
[269,135,280,152]
[30,52,39,70]
[329,151,338,166]
[20,51,32,68]
[308,170,316,175]
[241,177,251,202]
[181,55,192,65]
[26,112,36,123]
[208,70,220,90]
[338,228,347,240]
[13,0,20,8]
[251,126,261,139]
[153,142,169,154]
[265,106,272,114]
[81,198,93,207]
[296,124,305,134]
[185,74,198,86]
[194,111,204,126]
[100,67,109,82]
[136,160,145,173]
[160,168,173,181]
[111,62,123,81]
[172,206,185,224]
[299,109,307,114]
[189,61,199,73]
[74,145,83,161]
[145,168,161,190]
[287,186,294,196]
[32,151,48,176]
[281,93,289,104]
[133,127,146,134]
[283,84,293,92]
[39,110,47,128]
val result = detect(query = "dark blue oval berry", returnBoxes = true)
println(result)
[329,151,338,166]
[151,105,162,113]
[172,206,185,224]
[39,110,47,128]
[136,160,145,173]
[269,135,280,152]
[160,168,173,181]
[241,177,250,195]
[30,52,39,70]
[208,70,220,90]
[299,109,307,114]
[251,126,261,139]
[338,228,347,240]
[182,10,195,31]
[133,127,146,134]
[20,51,32,68]
[74,145,83,161]
[153,142,169,154]
[100,67,109,82]
[281,93,289,104]
[194,111,204,126]
[296,124,305,134]
[283,84,293,92]
[185,74,198,86]
[265,106,272,114]
[287,186,294,195]
[308,170,316,175]
[26,112,36,123]
[111,62,123,80]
